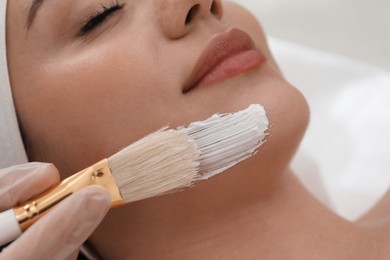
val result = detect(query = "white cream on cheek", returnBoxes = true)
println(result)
[177,104,269,180]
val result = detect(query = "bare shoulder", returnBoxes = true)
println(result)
[356,188,390,257]
[357,189,390,225]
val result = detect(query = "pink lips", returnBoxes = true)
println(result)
[183,28,266,93]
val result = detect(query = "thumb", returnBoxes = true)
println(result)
[1,186,111,260]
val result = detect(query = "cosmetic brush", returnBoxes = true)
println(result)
[0,104,268,246]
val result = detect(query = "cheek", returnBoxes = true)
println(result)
[17,43,177,173]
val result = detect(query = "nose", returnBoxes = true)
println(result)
[159,0,223,39]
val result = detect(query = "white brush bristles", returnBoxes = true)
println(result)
[108,104,269,203]
[109,130,200,203]
[178,104,269,179]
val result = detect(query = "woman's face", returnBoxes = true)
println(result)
[6,0,309,177]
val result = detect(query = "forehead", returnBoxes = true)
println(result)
[7,0,30,29]
[7,0,53,41]
[8,0,31,15]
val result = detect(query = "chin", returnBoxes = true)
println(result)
[225,71,310,181]
[186,72,310,194]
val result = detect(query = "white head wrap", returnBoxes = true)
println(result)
[0,0,28,168]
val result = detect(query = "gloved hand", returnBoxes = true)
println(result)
[0,163,111,259]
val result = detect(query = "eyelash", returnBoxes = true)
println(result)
[79,1,124,37]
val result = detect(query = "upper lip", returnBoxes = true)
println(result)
[183,28,258,93]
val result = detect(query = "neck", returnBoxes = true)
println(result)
[90,169,379,259]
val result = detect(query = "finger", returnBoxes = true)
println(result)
[1,186,111,260]
[0,163,60,210]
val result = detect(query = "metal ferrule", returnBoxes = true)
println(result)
[13,159,124,231]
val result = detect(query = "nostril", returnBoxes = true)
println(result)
[210,0,222,18]
[210,1,217,15]
[185,4,200,25]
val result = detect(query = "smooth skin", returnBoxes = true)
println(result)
[6,0,390,259]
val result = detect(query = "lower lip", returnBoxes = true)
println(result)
[196,50,266,89]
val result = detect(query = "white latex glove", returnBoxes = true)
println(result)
[0,163,111,260]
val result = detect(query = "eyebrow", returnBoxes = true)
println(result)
[26,0,45,29]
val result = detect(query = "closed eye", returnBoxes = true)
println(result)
[79,1,124,37]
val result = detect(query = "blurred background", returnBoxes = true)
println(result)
[234,0,390,72]
[231,0,390,220]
